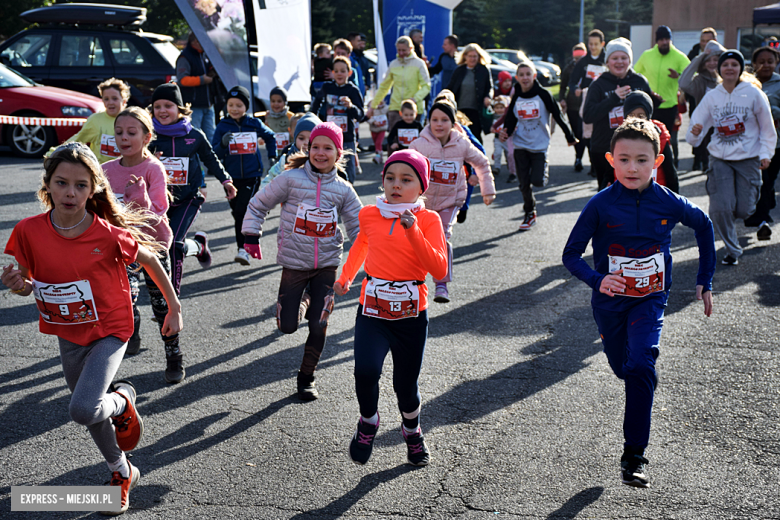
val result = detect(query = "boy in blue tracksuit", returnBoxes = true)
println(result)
[212,85,277,265]
[562,118,716,488]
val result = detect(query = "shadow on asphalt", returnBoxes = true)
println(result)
[545,486,604,519]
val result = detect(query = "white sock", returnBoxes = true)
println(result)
[107,454,130,478]
[403,424,420,436]
[184,238,201,257]
[362,413,379,426]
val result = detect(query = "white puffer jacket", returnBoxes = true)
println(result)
[242,160,362,270]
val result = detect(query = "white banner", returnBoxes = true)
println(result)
[373,0,388,90]
[253,0,311,103]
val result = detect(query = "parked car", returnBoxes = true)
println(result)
[0,3,178,107]
[0,63,103,158]
[486,49,561,86]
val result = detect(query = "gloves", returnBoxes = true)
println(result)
[221,132,234,148]
[244,235,262,259]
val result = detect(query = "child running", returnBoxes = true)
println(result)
[263,86,295,152]
[333,149,448,467]
[59,78,130,164]
[387,99,424,152]
[103,108,176,376]
[242,122,362,400]
[410,101,495,303]
[562,119,715,488]
[149,82,236,381]
[500,60,577,231]
[261,113,321,189]
[212,85,277,266]
[2,143,183,514]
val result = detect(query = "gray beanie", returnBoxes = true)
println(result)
[293,112,322,143]
[605,37,633,64]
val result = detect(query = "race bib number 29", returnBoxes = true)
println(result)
[608,252,665,297]
[32,279,99,324]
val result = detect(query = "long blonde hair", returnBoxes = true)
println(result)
[38,143,165,254]
[457,43,489,67]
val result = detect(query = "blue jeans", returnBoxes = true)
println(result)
[343,141,357,184]
[190,106,216,143]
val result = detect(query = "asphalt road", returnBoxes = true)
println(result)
[0,119,778,519]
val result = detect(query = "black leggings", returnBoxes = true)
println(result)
[276,266,336,375]
[592,147,614,191]
[748,151,780,224]
[127,252,179,355]
[168,195,204,295]
[229,177,261,249]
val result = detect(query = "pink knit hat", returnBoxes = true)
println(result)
[309,122,343,152]
[383,149,430,193]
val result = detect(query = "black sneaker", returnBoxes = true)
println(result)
[692,160,701,171]
[193,232,212,268]
[757,221,772,241]
[721,255,739,266]
[296,371,318,401]
[507,174,518,183]
[403,428,430,466]
[621,453,650,488]
[349,416,380,465]
[574,158,583,172]
[165,354,185,384]
[126,305,141,356]
[456,209,467,223]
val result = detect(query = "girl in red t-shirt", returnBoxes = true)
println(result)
[334,150,448,467]
[2,143,182,515]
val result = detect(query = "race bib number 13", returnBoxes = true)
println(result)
[362,278,419,320]
[32,279,99,324]
[608,253,665,297]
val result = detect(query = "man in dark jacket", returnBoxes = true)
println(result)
[560,43,588,171]
[176,33,216,142]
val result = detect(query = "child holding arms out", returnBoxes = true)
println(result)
[387,99,424,152]
[2,143,182,514]
[242,122,362,400]
[562,119,715,488]
[212,85,277,266]
[334,150,448,466]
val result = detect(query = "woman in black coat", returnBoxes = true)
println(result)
[446,43,494,142]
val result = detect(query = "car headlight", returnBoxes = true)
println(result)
[61,106,94,117]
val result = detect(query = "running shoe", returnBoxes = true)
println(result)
[574,158,583,172]
[518,212,537,231]
[491,166,500,175]
[126,306,141,356]
[403,428,430,466]
[433,283,449,303]
[110,380,143,452]
[621,453,650,488]
[349,415,380,465]
[165,354,185,384]
[721,255,738,266]
[372,153,383,164]
[193,232,212,268]
[757,221,772,241]
[101,461,140,516]
[507,174,518,183]
[235,248,251,266]
[456,209,468,224]
[297,371,318,401]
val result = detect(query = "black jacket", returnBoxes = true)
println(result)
[446,63,493,110]
[559,59,582,112]
[568,51,607,92]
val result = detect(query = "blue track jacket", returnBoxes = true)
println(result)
[212,115,277,180]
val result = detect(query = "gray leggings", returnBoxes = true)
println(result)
[58,336,127,463]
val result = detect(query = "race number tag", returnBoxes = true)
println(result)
[327,115,348,132]
[362,278,419,320]
[398,128,420,146]
[371,114,388,131]
[716,114,745,138]
[430,160,458,185]
[32,279,99,324]
[586,64,607,81]
[100,134,121,157]
[274,132,290,151]
[229,132,258,155]
[516,99,540,119]
[608,253,665,297]
[609,106,625,129]
[161,157,189,186]
[293,203,338,237]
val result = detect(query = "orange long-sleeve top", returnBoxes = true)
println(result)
[337,205,448,311]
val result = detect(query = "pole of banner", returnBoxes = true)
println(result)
[579,0,585,43]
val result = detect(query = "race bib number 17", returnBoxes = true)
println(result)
[293,203,338,237]
[608,252,665,297]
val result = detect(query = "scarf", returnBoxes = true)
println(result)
[375,196,424,219]
[153,117,192,137]
[267,107,289,120]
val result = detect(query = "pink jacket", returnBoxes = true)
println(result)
[409,126,494,211]
[102,156,173,249]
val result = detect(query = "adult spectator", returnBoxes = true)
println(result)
[429,35,459,92]
[368,36,431,134]
[634,26,690,168]
[446,43,493,142]
[176,33,216,142]
[347,32,371,91]
[559,43,589,172]
[688,27,718,61]
[409,28,427,64]
[683,27,718,158]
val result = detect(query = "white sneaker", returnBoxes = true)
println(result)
[235,249,251,266]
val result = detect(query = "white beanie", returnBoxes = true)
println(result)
[605,37,633,64]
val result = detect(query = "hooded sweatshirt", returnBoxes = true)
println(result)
[371,51,431,112]
[679,40,726,106]
[761,72,780,149]
[686,80,777,161]
[502,79,576,152]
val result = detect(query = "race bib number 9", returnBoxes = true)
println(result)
[609,106,625,129]
[430,160,458,186]
[362,278,419,320]
[516,100,540,120]
[293,203,338,237]
[274,132,290,151]
[100,134,121,157]
[161,157,189,186]
[398,128,420,146]
[609,253,665,297]
[32,279,99,324]
[229,132,258,155]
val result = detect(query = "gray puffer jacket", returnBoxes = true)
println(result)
[242,160,362,270]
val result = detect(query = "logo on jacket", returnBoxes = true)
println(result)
[91,248,103,255]
[185,139,196,145]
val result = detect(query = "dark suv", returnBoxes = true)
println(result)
[0,4,178,106]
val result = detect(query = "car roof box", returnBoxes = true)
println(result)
[21,3,147,27]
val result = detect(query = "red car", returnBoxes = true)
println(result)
[0,63,103,158]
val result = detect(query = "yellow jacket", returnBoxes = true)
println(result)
[372,53,431,112]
